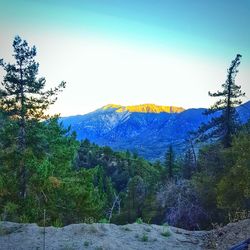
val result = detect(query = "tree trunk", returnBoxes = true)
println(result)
[19,123,26,199]
[225,71,232,148]
[19,63,27,199]
[190,139,197,169]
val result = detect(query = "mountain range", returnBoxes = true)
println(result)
[60,102,250,161]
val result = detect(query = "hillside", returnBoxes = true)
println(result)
[60,101,250,161]
[1,219,249,250]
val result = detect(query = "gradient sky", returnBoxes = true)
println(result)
[0,0,250,116]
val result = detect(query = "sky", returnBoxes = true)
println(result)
[0,0,250,116]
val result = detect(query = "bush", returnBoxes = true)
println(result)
[136,217,143,224]
[156,180,207,229]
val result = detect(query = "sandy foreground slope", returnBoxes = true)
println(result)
[0,219,249,250]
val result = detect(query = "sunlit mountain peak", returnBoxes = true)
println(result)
[102,103,185,113]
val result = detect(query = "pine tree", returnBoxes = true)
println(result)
[182,148,195,179]
[164,144,175,179]
[0,36,65,199]
[197,54,245,148]
[126,175,147,221]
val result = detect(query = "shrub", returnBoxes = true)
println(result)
[141,233,148,242]
[136,217,143,224]
[161,223,171,237]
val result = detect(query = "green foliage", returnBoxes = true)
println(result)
[216,130,250,212]
[0,36,66,199]
[2,202,19,221]
[0,37,108,225]
[136,217,144,224]
[75,140,162,192]
[141,232,148,242]
[196,54,245,148]
[52,218,63,228]
[98,218,109,223]
[182,147,196,179]
[192,121,250,226]
[118,176,147,223]
[164,144,175,179]
[196,143,225,177]
[141,194,160,224]
[0,117,107,224]
[75,140,163,225]
[0,110,164,226]
[161,223,171,237]
[191,144,227,225]
[1,36,249,231]
[0,36,65,120]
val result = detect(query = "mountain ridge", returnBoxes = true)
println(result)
[60,101,250,161]
[102,103,185,113]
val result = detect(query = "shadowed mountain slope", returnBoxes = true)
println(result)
[60,101,250,161]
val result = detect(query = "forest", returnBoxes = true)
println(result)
[0,36,249,230]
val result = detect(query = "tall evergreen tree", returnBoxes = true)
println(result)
[164,144,175,179]
[0,36,65,199]
[182,148,195,179]
[197,54,245,147]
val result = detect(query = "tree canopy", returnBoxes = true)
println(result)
[196,54,245,147]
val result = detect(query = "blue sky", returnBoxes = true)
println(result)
[0,0,250,115]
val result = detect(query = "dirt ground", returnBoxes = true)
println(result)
[0,219,249,250]
[203,219,250,249]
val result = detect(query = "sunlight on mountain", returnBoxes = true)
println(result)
[102,103,185,113]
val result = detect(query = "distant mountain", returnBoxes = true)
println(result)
[60,102,250,161]
[102,104,185,113]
